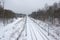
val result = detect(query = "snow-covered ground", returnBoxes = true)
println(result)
[0,17,60,40]
[0,18,25,40]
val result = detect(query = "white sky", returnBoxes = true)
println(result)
[3,0,60,14]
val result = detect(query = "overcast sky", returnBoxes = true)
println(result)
[3,0,60,14]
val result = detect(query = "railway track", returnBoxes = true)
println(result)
[29,17,59,40]
[27,17,49,40]
[9,17,27,40]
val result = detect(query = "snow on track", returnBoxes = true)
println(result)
[29,17,59,40]
[26,17,57,40]
[27,17,49,40]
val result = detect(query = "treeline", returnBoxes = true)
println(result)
[0,5,26,19]
[0,5,26,25]
[15,13,26,18]
[29,2,60,21]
